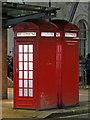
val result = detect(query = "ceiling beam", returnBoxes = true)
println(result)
[2,2,60,13]
[42,14,56,20]
[2,2,60,28]
[6,13,45,27]
[2,2,47,12]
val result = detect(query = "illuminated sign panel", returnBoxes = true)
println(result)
[56,32,60,37]
[17,32,36,37]
[65,33,77,37]
[41,32,54,37]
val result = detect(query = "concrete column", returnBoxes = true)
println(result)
[2,29,7,99]
[88,2,90,54]
[0,1,2,101]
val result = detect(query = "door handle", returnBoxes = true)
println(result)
[16,69,18,72]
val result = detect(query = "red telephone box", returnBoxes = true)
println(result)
[52,20,79,107]
[13,19,58,110]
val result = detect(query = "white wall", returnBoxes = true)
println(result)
[73,2,88,55]
[51,2,72,20]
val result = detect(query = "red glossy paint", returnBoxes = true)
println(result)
[13,19,58,110]
[13,19,79,110]
[52,20,79,107]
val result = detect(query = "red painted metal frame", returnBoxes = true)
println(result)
[61,35,79,106]
[37,36,57,109]
[14,37,38,109]
[13,19,79,109]
[13,19,58,110]
[52,20,79,107]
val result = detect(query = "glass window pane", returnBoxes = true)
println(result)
[24,71,28,79]
[24,54,28,61]
[19,80,23,87]
[19,54,23,61]
[19,89,23,96]
[29,80,33,88]
[29,71,33,79]
[19,45,23,52]
[24,89,28,96]
[24,45,28,52]
[19,71,23,79]
[24,62,28,70]
[29,62,33,70]
[29,54,33,61]
[19,62,23,70]
[24,80,28,87]
[29,89,33,97]
[29,45,33,52]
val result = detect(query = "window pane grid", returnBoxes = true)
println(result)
[18,44,33,97]
[29,89,33,97]
[19,54,23,61]
[19,45,23,52]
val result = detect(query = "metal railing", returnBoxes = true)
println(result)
[79,63,87,88]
